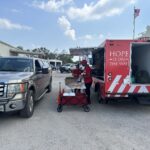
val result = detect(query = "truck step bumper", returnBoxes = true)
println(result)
[0,100,25,112]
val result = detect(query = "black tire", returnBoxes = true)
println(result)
[57,105,63,112]
[19,90,34,118]
[98,97,103,104]
[97,87,109,104]
[132,97,140,104]
[99,97,108,104]
[47,78,52,93]
[83,105,90,112]
[104,99,109,104]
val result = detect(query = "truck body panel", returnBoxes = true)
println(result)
[92,39,150,99]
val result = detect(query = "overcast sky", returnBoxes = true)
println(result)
[0,0,149,51]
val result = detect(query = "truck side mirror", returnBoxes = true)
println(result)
[35,67,42,74]
[42,67,49,74]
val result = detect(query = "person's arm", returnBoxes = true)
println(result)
[82,67,91,77]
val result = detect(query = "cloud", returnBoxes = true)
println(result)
[99,34,104,39]
[0,18,32,30]
[33,0,73,12]
[79,34,104,41]
[67,0,137,21]
[82,34,93,40]
[11,9,21,13]
[79,34,93,40]
[58,16,76,40]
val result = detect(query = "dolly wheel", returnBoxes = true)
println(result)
[83,105,90,112]
[57,105,63,113]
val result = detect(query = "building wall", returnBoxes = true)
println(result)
[0,42,26,57]
[0,41,42,58]
[0,43,11,57]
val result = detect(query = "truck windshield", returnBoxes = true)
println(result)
[0,58,33,72]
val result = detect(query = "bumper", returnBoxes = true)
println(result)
[0,94,27,112]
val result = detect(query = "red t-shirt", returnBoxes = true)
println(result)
[83,65,92,83]
[72,69,82,78]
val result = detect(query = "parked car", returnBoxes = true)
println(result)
[50,64,56,70]
[60,63,76,73]
[0,57,52,118]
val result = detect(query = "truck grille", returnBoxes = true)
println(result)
[0,83,5,97]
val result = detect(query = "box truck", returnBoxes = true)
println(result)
[92,39,150,103]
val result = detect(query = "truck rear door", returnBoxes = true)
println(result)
[105,40,131,96]
[129,42,150,94]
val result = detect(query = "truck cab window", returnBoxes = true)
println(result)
[35,60,42,71]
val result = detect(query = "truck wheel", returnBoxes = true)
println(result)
[98,97,103,104]
[97,87,109,104]
[47,79,52,93]
[19,90,34,118]
[99,96,108,104]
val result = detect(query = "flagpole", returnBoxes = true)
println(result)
[133,6,135,39]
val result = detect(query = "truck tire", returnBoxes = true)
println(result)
[47,78,52,93]
[98,96,104,104]
[19,90,34,118]
[99,97,109,104]
[98,92,109,104]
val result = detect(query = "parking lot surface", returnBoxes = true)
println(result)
[0,72,150,150]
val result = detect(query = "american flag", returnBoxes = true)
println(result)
[134,8,140,18]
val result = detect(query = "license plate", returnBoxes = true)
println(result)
[0,105,4,112]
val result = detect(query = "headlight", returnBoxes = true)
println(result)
[7,83,27,97]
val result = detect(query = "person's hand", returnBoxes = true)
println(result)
[81,72,86,76]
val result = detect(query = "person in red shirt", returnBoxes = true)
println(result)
[81,60,93,104]
[72,64,82,78]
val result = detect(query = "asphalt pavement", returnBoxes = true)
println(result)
[0,71,150,150]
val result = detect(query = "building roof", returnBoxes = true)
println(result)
[10,49,44,56]
[0,40,44,56]
[0,41,17,49]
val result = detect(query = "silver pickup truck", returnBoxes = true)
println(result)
[0,57,52,118]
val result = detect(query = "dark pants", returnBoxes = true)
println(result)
[85,83,92,104]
